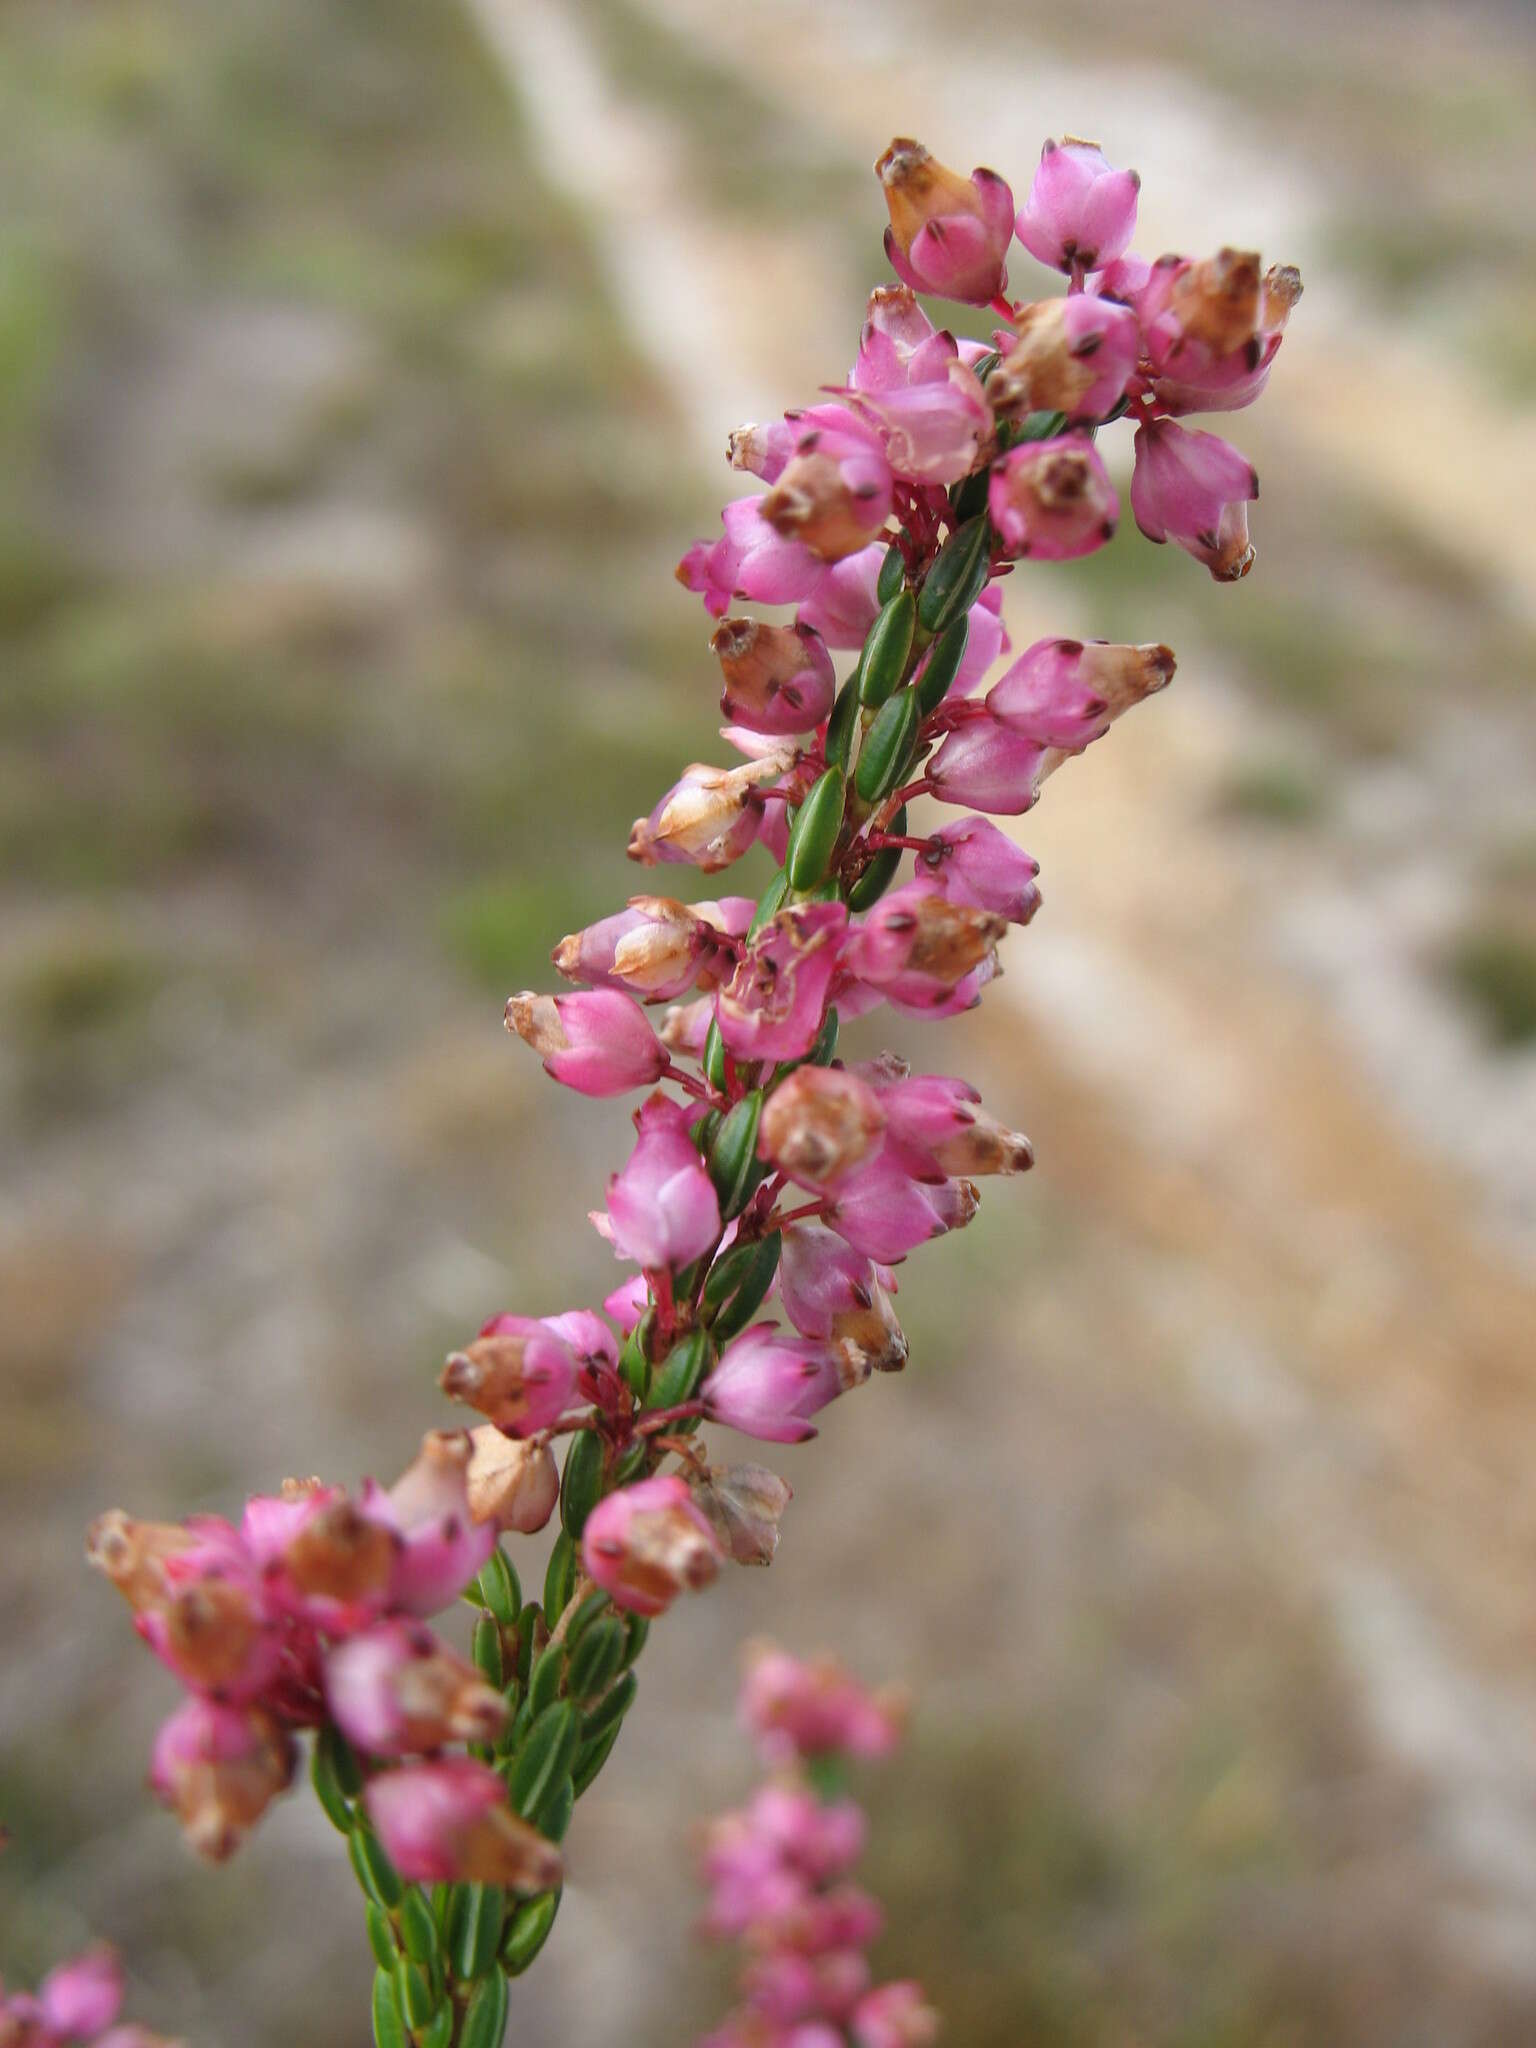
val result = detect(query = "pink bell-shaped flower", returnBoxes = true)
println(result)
[553,895,750,1003]
[927,716,1047,815]
[852,1981,941,2048]
[324,1618,507,1757]
[716,902,847,1063]
[1015,136,1140,276]
[875,138,1014,306]
[505,988,668,1096]
[678,495,824,617]
[990,293,1139,424]
[740,1643,904,1762]
[702,1323,855,1443]
[915,815,1041,923]
[822,1154,974,1263]
[372,1427,498,1613]
[795,544,885,651]
[872,1070,1033,1180]
[365,1757,563,1890]
[841,880,1006,1013]
[988,433,1118,562]
[758,1064,887,1192]
[712,618,837,735]
[629,750,796,873]
[840,356,994,488]
[778,1221,907,1377]
[581,1473,723,1616]
[440,1319,579,1439]
[759,407,894,564]
[149,1697,295,1862]
[1131,417,1259,581]
[605,1091,721,1270]
[850,285,959,393]
[37,1948,125,2039]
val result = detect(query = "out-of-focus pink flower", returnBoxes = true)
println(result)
[990,293,1139,423]
[365,1757,562,1890]
[324,1619,505,1758]
[852,1981,941,2048]
[505,988,668,1096]
[582,1474,723,1617]
[678,495,825,617]
[629,751,796,872]
[795,544,884,650]
[875,138,1014,306]
[745,1948,871,2026]
[988,433,1118,561]
[371,1429,498,1614]
[841,880,1006,1012]
[603,1271,650,1333]
[916,815,1041,923]
[712,618,837,735]
[777,1221,906,1376]
[465,1428,559,1533]
[702,1324,855,1444]
[606,1091,721,1270]
[728,417,799,483]
[149,1697,294,1863]
[136,1541,280,1704]
[758,1065,886,1191]
[740,1644,904,1762]
[1015,136,1140,275]
[748,1782,869,1883]
[37,1948,124,2039]
[927,715,1046,815]
[760,408,894,563]
[822,1154,976,1263]
[716,903,847,1063]
[441,1319,579,1439]
[1132,417,1258,580]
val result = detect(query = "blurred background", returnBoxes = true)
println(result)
[3,0,1535,2040]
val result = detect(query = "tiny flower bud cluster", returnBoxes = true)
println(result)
[695,1646,932,2048]
[0,1945,175,2048]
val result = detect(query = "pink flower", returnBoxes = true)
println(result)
[745,1948,871,2025]
[915,815,1041,923]
[1131,417,1259,581]
[758,1065,886,1191]
[759,408,894,564]
[850,285,959,393]
[149,1697,294,1862]
[988,433,1118,561]
[990,293,1139,423]
[841,357,994,487]
[702,1324,853,1443]
[441,1319,579,1438]
[822,1154,973,1263]
[505,988,668,1096]
[871,1070,1033,1179]
[365,1757,563,1890]
[137,1543,281,1704]
[777,1221,906,1377]
[852,1982,941,2048]
[553,896,747,1002]
[678,495,824,617]
[795,545,884,650]
[716,903,847,1063]
[1139,250,1303,416]
[465,1428,559,1534]
[749,1782,868,1882]
[605,1091,721,1269]
[603,1271,650,1332]
[840,880,1006,1011]
[371,1428,497,1613]
[37,1948,124,2038]
[1015,137,1140,275]
[986,636,1175,749]
[927,716,1046,815]
[740,1645,904,1762]
[875,138,1014,306]
[324,1619,505,1758]
[712,618,837,735]
[727,417,799,482]
[581,1474,723,1616]
[629,751,796,872]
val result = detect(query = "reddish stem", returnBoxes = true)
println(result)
[769,1197,830,1229]
[636,1401,705,1434]
[865,831,934,854]
[890,777,933,806]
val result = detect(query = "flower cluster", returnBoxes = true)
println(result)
[0,1946,174,2048]
[696,1646,932,2048]
[85,127,1295,2036]
[86,1434,559,1894]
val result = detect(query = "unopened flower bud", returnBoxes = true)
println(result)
[691,1463,794,1567]
[605,1090,722,1269]
[758,1066,886,1192]
[917,816,1041,924]
[376,1428,496,1615]
[148,1577,273,1697]
[465,1427,559,1533]
[365,1758,563,1891]
[703,1324,858,1444]
[988,433,1118,562]
[506,988,668,1096]
[760,410,893,564]
[1131,418,1258,581]
[989,295,1139,423]
[581,1474,723,1617]
[927,716,1046,815]
[712,618,836,735]
[440,1320,578,1438]
[875,138,1014,305]
[325,1620,506,1757]
[150,1698,294,1862]
[1015,137,1140,275]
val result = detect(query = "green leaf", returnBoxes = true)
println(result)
[876,541,907,605]
[572,1716,624,1798]
[917,514,991,635]
[858,590,917,709]
[537,1771,576,1842]
[621,1614,649,1667]
[746,869,790,943]
[854,687,921,805]
[702,1012,730,1089]
[458,1968,510,2048]
[371,1968,408,2048]
[501,1889,561,1976]
[350,1826,404,1911]
[847,812,907,912]
[707,1089,766,1218]
[397,1887,439,1967]
[823,673,860,776]
[913,612,970,717]
[471,1613,504,1690]
[508,1701,581,1822]
[395,1957,436,2031]
[558,1427,606,1541]
[618,1316,651,1402]
[526,1638,566,1719]
[581,1668,638,1742]
[647,1325,713,1410]
[709,1231,782,1343]
[310,1730,354,1833]
[476,1549,521,1629]
[561,1586,610,1651]
[543,1531,576,1625]
[449,1881,506,1984]
[513,1602,542,1687]
[784,766,846,891]
[365,1902,397,1970]
[566,1615,627,1702]
[417,2008,454,2048]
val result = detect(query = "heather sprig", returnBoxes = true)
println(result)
[85,131,1298,2045]
[0,1942,177,2048]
